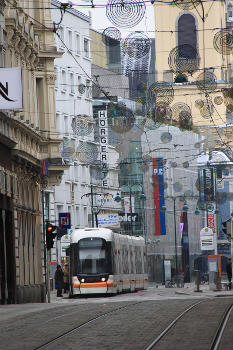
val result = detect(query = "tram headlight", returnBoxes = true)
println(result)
[81,278,85,283]
[101,277,106,282]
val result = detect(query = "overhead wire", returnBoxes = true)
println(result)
[5,0,233,163]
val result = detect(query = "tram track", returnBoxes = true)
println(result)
[143,300,205,350]
[33,301,145,350]
[210,303,233,350]
[144,299,233,350]
[32,299,203,350]
[2,297,232,350]
[33,299,211,350]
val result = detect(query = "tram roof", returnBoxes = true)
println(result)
[70,227,145,244]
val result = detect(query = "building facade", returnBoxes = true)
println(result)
[143,0,233,282]
[0,0,65,304]
[50,2,121,265]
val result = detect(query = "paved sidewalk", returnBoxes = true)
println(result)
[0,282,232,320]
[48,281,233,304]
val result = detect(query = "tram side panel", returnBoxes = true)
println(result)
[107,233,118,294]
[129,237,136,292]
[143,244,148,289]
[121,235,131,292]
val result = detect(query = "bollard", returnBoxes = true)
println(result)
[194,270,202,292]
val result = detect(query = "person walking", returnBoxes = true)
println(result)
[226,258,232,291]
[63,263,69,294]
[55,265,64,297]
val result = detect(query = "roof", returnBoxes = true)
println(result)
[51,0,91,23]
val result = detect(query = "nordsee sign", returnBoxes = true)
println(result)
[0,68,23,109]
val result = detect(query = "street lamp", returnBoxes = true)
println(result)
[81,184,113,227]
[114,184,147,236]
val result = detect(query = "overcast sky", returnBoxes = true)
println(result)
[64,0,155,38]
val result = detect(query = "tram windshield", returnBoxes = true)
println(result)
[73,238,112,275]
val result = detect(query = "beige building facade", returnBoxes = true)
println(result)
[153,0,233,136]
[0,0,66,303]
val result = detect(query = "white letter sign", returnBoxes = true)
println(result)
[0,67,23,109]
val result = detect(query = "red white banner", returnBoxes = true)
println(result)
[207,204,218,235]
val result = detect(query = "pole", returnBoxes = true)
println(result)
[173,198,178,276]
[91,184,94,227]
[46,249,51,303]
[41,190,48,302]
[142,197,145,240]
[130,187,133,235]
[231,217,233,263]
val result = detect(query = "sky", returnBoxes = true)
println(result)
[65,0,155,39]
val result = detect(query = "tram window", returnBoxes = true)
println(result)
[135,247,143,274]
[122,245,129,274]
[130,247,134,274]
[111,241,117,274]
[72,238,112,275]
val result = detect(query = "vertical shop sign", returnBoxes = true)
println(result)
[98,110,109,187]
[152,158,166,235]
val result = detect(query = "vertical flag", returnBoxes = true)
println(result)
[153,158,166,235]
[42,160,49,176]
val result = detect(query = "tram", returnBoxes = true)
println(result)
[69,227,148,296]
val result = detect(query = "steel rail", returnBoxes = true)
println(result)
[33,301,144,350]
[143,300,205,350]
[209,303,233,350]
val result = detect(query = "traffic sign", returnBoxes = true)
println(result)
[59,212,71,229]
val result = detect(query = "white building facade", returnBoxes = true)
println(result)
[50,1,121,263]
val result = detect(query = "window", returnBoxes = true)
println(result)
[70,72,75,94]
[82,166,86,181]
[77,75,82,95]
[83,38,90,58]
[64,115,69,134]
[61,70,66,91]
[56,113,60,131]
[68,29,72,50]
[76,207,80,227]
[86,79,91,98]
[54,66,58,89]
[178,14,197,52]
[74,164,79,182]
[76,33,80,55]
[59,26,65,45]
[84,207,88,226]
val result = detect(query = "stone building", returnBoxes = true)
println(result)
[143,0,233,282]
[0,0,66,304]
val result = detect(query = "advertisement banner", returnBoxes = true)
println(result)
[97,213,119,227]
[124,196,135,213]
[199,168,215,202]
[152,158,166,235]
[0,67,23,109]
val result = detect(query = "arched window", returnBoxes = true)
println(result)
[178,14,197,51]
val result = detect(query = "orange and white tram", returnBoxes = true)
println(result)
[69,228,148,296]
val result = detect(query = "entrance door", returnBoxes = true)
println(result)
[0,208,15,304]
[0,209,7,303]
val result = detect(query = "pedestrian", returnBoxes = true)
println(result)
[63,263,69,293]
[226,258,232,290]
[54,265,64,297]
